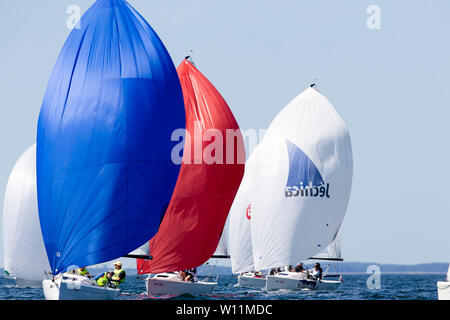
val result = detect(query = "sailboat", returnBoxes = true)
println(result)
[437,264,450,300]
[2,144,51,284]
[229,86,353,291]
[236,229,344,289]
[136,58,245,297]
[38,0,186,300]
[228,143,268,289]
[266,231,344,291]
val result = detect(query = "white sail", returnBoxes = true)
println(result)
[128,216,231,260]
[249,87,353,271]
[2,144,50,281]
[127,242,150,258]
[214,219,229,257]
[310,230,342,261]
[228,144,266,273]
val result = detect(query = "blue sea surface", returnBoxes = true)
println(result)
[0,274,444,300]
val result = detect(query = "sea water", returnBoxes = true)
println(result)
[0,274,443,300]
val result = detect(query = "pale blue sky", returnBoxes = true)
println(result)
[0,0,449,266]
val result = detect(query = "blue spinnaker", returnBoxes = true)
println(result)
[36,0,185,274]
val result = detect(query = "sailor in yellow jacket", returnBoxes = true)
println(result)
[94,262,126,288]
[75,267,91,278]
[109,261,126,288]
[95,272,113,287]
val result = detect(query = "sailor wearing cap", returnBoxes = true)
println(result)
[110,261,126,288]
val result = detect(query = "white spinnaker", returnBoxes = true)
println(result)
[2,144,50,281]
[251,87,353,271]
[228,144,265,273]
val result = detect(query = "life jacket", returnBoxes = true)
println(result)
[111,268,125,286]
[77,268,88,276]
[95,272,109,287]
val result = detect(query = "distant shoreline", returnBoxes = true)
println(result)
[339,272,447,275]
[2,262,448,276]
[194,262,450,276]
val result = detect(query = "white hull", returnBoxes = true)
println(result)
[43,274,120,300]
[146,273,217,296]
[437,281,450,300]
[237,273,267,288]
[266,272,342,291]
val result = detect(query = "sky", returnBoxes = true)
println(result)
[0,0,449,267]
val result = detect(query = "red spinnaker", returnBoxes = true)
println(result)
[137,60,245,274]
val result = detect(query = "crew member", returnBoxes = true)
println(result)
[95,272,113,287]
[76,267,91,278]
[110,261,126,288]
[310,263,323,280]
[294,263,305,273]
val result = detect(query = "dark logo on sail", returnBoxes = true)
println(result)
[284,140,330,198]
[285,182,330,198]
